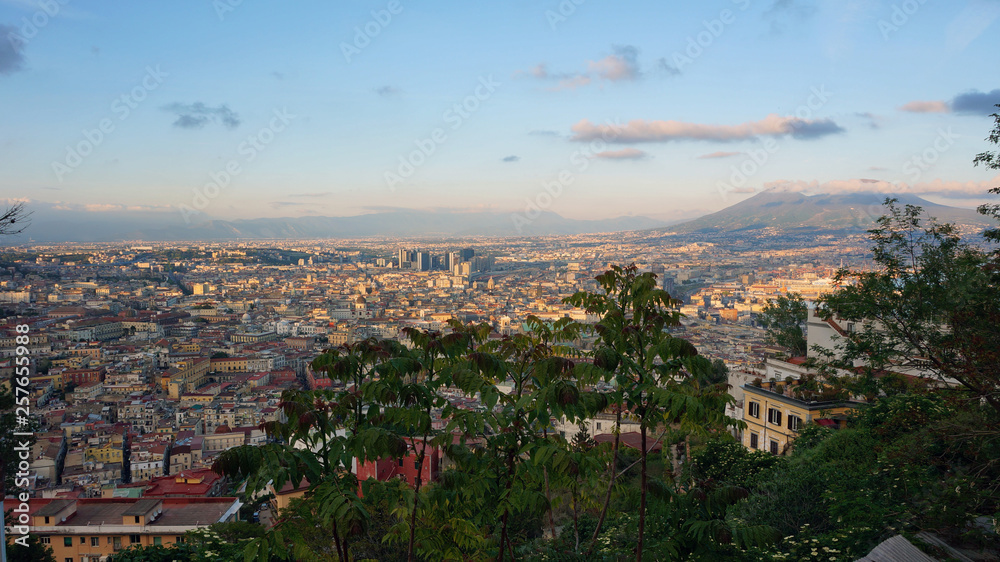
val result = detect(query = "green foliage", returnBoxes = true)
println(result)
[564,264,741,560]
[729,427,903,559]
[759,293,808,357]
[6,533,57,562]
[818,200,1000,415]
[973,105,1000,244]
[0,381,38,494]
[111,525,272,561]
[706,358,730,386]
[691,438,784,487]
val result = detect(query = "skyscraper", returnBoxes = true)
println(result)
[398,249,417,269]
[417,252,431,272]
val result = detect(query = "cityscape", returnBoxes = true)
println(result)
[2,1,1000,561]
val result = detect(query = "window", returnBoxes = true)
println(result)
[64,537,73,547]
[770,440,779,455]
[91,537,100,547]
[129,534,140,544]
[41,537,50,544]
[113,537,122,551]
[398,459,403,467]
[154,537,162,546]
[176,536,185,544]
[749,433,759,449]
[414,460,420,470]
[80,536,86,544]
[65,558,74,562]
[747,401,760,418]
[134,516,141,523]
[767,408,782,426]
[787,415,802,431]
[45,516,50,524]
[596,422,602,430]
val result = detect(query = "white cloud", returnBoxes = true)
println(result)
[571,114,843,143]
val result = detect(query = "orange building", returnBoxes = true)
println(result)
[12,496,241,561]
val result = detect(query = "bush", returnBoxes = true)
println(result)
[691,438,784,487]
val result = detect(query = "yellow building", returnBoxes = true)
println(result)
[203,427,245,452]
[18,497,240,561]
[31,371,65,390]
[741,381,861,455]
[230,331,277,344]
[85,442,123,464]
[67,347,102,360]
[52,356,89,369]
[180,393,214,405]
[209,356,248,373]
[163,357,211,399]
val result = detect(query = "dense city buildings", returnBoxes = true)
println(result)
[0,230,901,554]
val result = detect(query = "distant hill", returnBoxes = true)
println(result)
[663,191,989,234]
[17,208,669,242]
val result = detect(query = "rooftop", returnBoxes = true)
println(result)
[25,497,239,529]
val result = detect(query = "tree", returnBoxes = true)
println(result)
[973,104,1000,245]
[0,202,30,236]
[818,200,1000,414]
[758,293,808,357]
[704,359,730,387]
[565,265,736,561]
[556,422,605,553]
[6,533,56,562]
[0,383,39,494]
[215,339,411,561]
[369,324,475,561]
[439,316,594,561]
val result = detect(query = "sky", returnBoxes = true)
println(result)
[1,0,1000,225]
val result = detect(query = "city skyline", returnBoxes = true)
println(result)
[2,0,1000,229]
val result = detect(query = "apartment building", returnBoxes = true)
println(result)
[20,497,240,561]
[742,380,860,455]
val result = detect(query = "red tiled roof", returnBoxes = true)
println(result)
[593,431,663,453]
[144,469,222,497]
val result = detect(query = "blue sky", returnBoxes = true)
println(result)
[1,0,999,223]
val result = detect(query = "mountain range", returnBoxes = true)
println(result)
[661,191,990,234]
[16,208,670,242]
[8,191,991,243]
